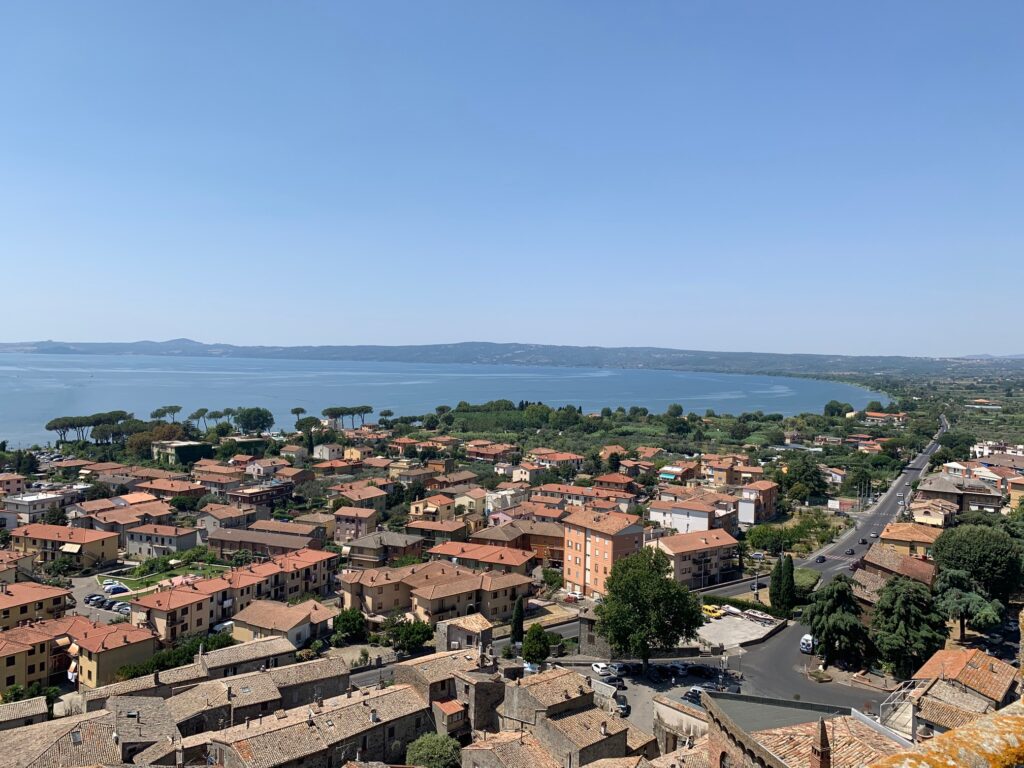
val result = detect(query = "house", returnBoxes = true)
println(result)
[860,544,936,587]
[0,473,27,497]
[134,479,205,499]
[11,524,119,569]
[453,487,488,514]
[249,519,321,541]
[196,503,268,539]
[908,498,959,528]
[230,599,339,646]
[563,510,644,597]
[1009,476,1024,510]
[207,528,317,559]
[879,522,941,559]
[916,474,1004,512]
[126,525,201,559]
[345,531,425,569]
[650,529,739,589]
[312,443,345,461]
[470,520,565,565]
[410,494,456,522]
[225,481,295,509]
[336,485,388,511]
[533,451,585,472]
[292,511,336,540]
[76,500,177,547]
[150,440,215,465]
[864,411,908,426]
[0,582,71,630]
[428,541,536,575]
[273,466,315,487]
[737,480,780,527]
[593,473,636,493]
[600,445,628,461]
[2,492,64,524]
[824,467,847,485]
[0,696,48,730]
[339,560,533,626]
[532,483,636,511]
[333,506,379,541]
[406,519,469,546]
[512,463,544,484]
[466,442,518,463]
[246,457,291,480]
[279,444,309,462]
[913,648,1018,708]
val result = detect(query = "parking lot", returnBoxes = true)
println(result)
[69,574,131,623]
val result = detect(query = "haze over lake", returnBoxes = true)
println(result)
[0,353,885,446]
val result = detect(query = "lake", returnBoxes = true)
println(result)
[0,353,885,446]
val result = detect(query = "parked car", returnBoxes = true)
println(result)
[814,555,827,563]
[749,552,765,561]
[688,664,715,678]
[844,548,855,555]
[750,581,764,591]
[84,593,102,603]
[599,675,625,689]
[102,599,117,611]
[116,604,131,615]
[646,667,664,682]
[615,699,631,716]
[667,662,689,676]
[870,532,879,538]
[566,591,585,601]
[858,538,868,545]
[523,662,540,674]
[591,663,610,675]
[102,579,118,586]
[683,686,704,703]
[107,586,129,596]
[609,663,629,676]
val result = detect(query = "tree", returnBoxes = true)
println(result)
[768,557,783,609]
[871,577,948,679]
[42,507,68,526]
[331,608,368,646]
[510,596,525,645]
[406,734,461,768]
[823,400,853,418]
[231,550,254,566]
[783,452,827,500]
[778,555,796,612]
[932,525,1023,603]
[0,529,9,548]
[188,408,209,430]
[934,568,1003,640]
[389,620,433,653]
[666,403,684,418]
[164,405,182,422]
[802,575,870,668]
[787,482,809,503]
[595,548,703,670]
[290,407,307,426]
[234,407,274,434]
[522,622,551,664]
[169,495,198,512]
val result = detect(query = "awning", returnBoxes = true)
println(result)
[55,637,71,648]
[67,660,77,673]
[67,643,80,657]
[60,543,82,554]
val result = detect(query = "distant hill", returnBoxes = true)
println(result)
[2,339,1023,378]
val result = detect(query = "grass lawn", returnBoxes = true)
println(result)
[95,563,228,591]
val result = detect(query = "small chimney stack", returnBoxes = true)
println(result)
[370,708,379,723]
[600,721,607,736]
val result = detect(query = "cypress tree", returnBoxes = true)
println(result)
[510,596,525,645]
[779,554,796,612]
[768,557,783,608]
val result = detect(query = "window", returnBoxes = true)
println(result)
[27,664,34,674]
[4,676,12,686]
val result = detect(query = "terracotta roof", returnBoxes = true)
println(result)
[517,667,594,706]
[462,731,560,768]
[128,523,197,537]
[11,524,117,544]
[914,648,1017,702]
[655,529,738,554]
[233,599,339,632]
[862,546,935,585]
[753,715,904,768]
[880,522,941,545]
[428,541,535,567]
[0,581,70,612]
[549,706,628,747]
[563,510,643,536]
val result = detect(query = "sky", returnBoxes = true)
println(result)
[1,3,1022,357]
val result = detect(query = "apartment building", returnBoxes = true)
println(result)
[0,473,27,497]
[0,582,71,630]
[427,541,536,575]
[130,548,337,642]
[333,506,379,541]
[125,525,201,560]
[879,522,941,559]
[562,510,644,597]
[10,524,119,569]
[649,529,739,589]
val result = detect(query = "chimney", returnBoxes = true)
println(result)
[370,708,379,723]
[245,717,250,729]
[809,718,831,768]
[600,721,607,736]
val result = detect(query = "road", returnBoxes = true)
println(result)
[706,414,948,597]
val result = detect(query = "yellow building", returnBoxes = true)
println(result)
[0,582,70,631]
[71,622,158,689]
[879,522,942,559]
[10,524,119,569]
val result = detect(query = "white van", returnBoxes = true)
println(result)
[799,634,815,654]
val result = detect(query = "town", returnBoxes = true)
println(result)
[0,388,1020,768]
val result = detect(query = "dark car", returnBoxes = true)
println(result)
[646,667,664,682]
[815,555,827,563]
[844,548,855,555]
[102,599,117,610]
[599,675,626,689]
[750,581,764,591]
[84,594,102,604]
[858,538,868,545]
[689,664,715,678]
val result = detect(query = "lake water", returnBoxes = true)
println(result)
[0,353,884,447]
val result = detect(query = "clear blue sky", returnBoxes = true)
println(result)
[2,3,1021,356]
